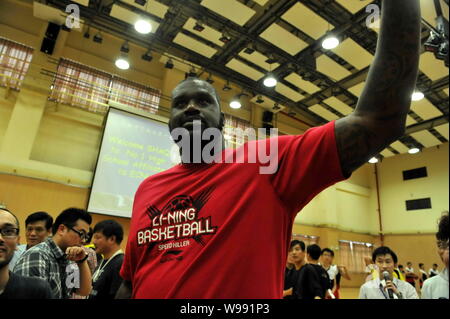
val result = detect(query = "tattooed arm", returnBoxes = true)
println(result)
[335,0,421,176]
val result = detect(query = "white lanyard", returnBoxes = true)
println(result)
[92,249,123,283]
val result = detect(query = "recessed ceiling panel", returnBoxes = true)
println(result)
[419,52,448,81]
[332,38,373,70]
[309,105,339,121]
[406,115,417,126]
[260,24,308,56]
[110,5,159,32]
[122,0,169,19]
[434,123,449,140]
[410,98,443,121]
[239,50,279,71]
[182,18,224,47]
[226,59,264,81]
[275,83,304,102]
[323,97,353,115]
[284,73,320,94]
[281,2,329,40]
[390,141,410,154]
[444,88,449,95]
[253,0,269,6]
[348,81,365,97]
[173,33,217,58]
[72,0,89,6]
[336,0,373,14]
[200,0,255,26]
[317,54,352,81]
[410,130,442,148]
[380,149,395,158]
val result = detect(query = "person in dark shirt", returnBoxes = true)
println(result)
[0,208,53,299]
[90,220,124,299]
[295,244,331,299]
[283,240,306,299]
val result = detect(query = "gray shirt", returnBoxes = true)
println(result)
[421,268,449,299]
[359,277,419,299]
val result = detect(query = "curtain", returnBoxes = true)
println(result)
[339,240,373,273]
[49,58,111,113]
[0,37,33,90]
[223,114,252,147]
[110,77,160,114]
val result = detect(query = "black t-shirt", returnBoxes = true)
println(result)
[283,267,300,300]
[89,253,124,300]
[0,271,54,299]
[295,264,331,299]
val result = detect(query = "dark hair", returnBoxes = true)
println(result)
[436,211,449,242]
[419,263,424,268]
[372,246,398,264]
[0,208,20,231]
[25,211,53,230]
[52,208,92,235]
[398,264,404,269]
[289,239,305,251]
[93,219,124,244]
[433,263,438,267]
[321,248,334,257]
[307,244,322,260]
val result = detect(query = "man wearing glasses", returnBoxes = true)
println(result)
[13,207,93,299]
[0,208,53,299]
[8,211,53,271]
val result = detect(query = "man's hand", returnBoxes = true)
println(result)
[65,246,88,262]
[385,279,399,296]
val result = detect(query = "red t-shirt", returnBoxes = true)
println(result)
[120,121,346,298]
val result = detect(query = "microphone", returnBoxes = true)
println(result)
[382,271,394,299]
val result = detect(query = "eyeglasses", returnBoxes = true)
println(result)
[0,227,19,238]
[437,239,449,250]
[66,225,88,242]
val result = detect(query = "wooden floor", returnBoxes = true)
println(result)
[338,288,360,299]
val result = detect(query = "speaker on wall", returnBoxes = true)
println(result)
[40,22,61,55]
[262,110,273,123]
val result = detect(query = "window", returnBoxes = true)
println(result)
[110,77,159,114]
[0,37,33,90]
[223,114,252,147]
[49,58,160,114]
[49,58,111,113]
[291,233,319,246]
[339,240,373,273]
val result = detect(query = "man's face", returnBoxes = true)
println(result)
[407,262,412,268]
[61,219,90,248]
[0,210,19,269]
[321,252,333,265]
[289,244,305,264]
[26,220,50,247]
[92,231,112,255]
[169,79,224,136]
[375,254,396,277]
[438,240,449,269]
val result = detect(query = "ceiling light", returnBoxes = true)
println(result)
[244,43,255,54]
[368,157,378,164]
[322,35,340,49]
[193,21,205,32]
[255,95,264,104]
[219,32,231,44]
[411,91,424,101]
[273,103,281,110]
[141,50,153,62]
[408,147,420,154]
[83,28,90,39]
[134,19,152,34]
[263,74,277,88]
[120,41,129,53]
[165,58,174,69]
[93,32,102,43]
[206,74,214,84]
[223,81,231,91]
[230,96,242,109]
[188,67,197,78]
[265,54,277,64]
[115,56,130,70]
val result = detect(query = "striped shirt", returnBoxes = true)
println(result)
[13,238,75,299]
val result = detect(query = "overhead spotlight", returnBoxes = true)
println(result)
[229,96,242,109]
[141,50,153,62]
[135,0,147,5]
[263,73,277,88]
[219,31,231,44]
[272,103,281,110]
[206,73,214,84]
[408,147,420,154]
[368,157,378,164]
[411,90,424,101]
[193,21,205,32]
[83,28,90,39]
[165,58,174,69]
[223,81,231,91]
[134,19,152,34]
[424,27,449,66]
[244,43,255,54]
[93,32,103,43]
[265,54,277,64]
[322,35,340,49]
[120,41,129,53]
[188,67,197,77]
[115,55,130,70]
[255,95,264,104]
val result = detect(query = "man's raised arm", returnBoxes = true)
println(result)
[335,0,421,176]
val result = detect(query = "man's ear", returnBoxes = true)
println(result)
[108,235,117,244]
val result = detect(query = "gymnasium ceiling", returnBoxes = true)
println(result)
[32,0,449,159]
